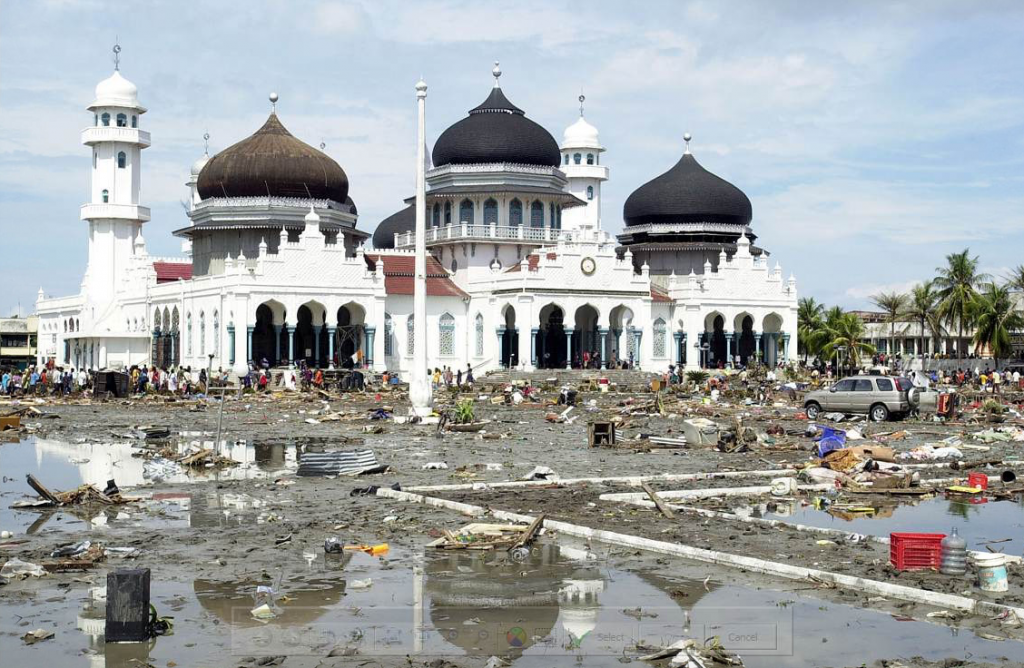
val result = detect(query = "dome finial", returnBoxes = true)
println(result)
[203,131,210,156]
[492,61,501,88]
[683,132,692,154]
[415,77,427,97]
[319,140,326,151]
[112,39,121,71]
[579,91,586,117]
[269,92,278,112]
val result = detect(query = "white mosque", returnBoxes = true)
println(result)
[35,56,798,377]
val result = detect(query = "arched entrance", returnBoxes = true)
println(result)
[573,305,600,368]
[253,301,285,366]
[703,312,726,368]
[294,302,326,366]
[609,305,633,367]
[762,313,783,368]
[734,313,756,366]
[335,303,366,368]
[537,304,566,369]
[501,305,517,368]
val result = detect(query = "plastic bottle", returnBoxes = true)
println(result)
[940,527,967,575]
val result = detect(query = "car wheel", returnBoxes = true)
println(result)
[805,402,821,420]
[870,403,889,422]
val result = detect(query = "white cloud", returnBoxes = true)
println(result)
[310,1,367,35]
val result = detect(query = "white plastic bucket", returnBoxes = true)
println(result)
[770,478,798,496]
[974,552,1008,592]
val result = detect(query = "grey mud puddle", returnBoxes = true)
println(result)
[3,544,1023,667]
[0,436,306,534]
[742,494,1024,551]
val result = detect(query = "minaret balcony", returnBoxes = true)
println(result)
[81,126,151,148]
[394,223,574,249]
[80,203,151,222]
[562,164,608,180]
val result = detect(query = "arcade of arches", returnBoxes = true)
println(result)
[246,302,375,369]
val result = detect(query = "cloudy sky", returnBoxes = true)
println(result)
[2,1,1023,316]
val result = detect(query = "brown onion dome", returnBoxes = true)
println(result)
[197,113,349,203]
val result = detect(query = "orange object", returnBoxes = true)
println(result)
[967,472,989,490]
[343,543,389,556]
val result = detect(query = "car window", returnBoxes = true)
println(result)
[876,378,893,392]
[854,379,874,391]
[834,379,856,391]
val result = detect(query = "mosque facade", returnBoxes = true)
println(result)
[35,60,798,377]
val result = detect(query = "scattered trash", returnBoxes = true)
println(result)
[21,629,55,645]
[1,558,46,578]
[423,462,449,470]
[521,466,557,481]
[348,578,373,589]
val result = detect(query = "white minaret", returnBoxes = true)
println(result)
[560,94,608,231]
[183,133,210,256]
[81,43,151,309]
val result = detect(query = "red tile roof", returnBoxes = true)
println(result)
[153,261,192,283]
[505,254,540,273]
[366,254,468,299]
[650,284,672,302]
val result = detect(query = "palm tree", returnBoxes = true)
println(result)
[1005,265,1024,293]
[870,290,908,358]
[969,282,1024,368]
[819,311,876,372]
[903,281,944,364]
[934,249,988,361]
[797,297,825,363]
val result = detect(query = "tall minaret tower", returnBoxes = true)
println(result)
[560,94,608,231]
[80,43,151,308]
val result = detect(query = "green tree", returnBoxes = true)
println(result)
[1005,265,1024,293]
[870,290,908,357]
[903,281,944,364]
[969,282,1024,368]
[934,249,988,361]
[819,310,876,373]
[797,297,825,362]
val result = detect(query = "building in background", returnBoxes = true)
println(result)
[0,316,38,371]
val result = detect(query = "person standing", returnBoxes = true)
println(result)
[465,363,474,387]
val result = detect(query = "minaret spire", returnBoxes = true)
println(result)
[492,61,501,88]
[112,40,121,71]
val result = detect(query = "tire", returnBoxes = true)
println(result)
[908,387,922,406]
[870,403,890,422]
[805,402,821,420]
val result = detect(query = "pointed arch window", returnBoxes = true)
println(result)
[439,313,455,356]
[131,115,138,128]
[653,318,667,357]
[483,198,498,225]
[586,153,594,165]
[509,199,523,227]
[475,313,484,357]
[564,154,570,165]
[101,113,110,127]
[586,185,594,200]
[530,201,544,228]
[459,199,474,225]
[199,311,206,356]
[101,189,109,203]
[117,151,127,169]
[213,310,220,356]
[186,312,193,355]
[573,153,581,165]
[116,113,128,127]
[444,200,452,226]
[384,313,394,356]
[431,203,440,227]
[406,315,415,356]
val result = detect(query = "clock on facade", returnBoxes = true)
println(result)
[580,257,596,275]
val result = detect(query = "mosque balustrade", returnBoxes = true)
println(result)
[394,224,567,248]
[80,203,152,221]
[81,126,151,147]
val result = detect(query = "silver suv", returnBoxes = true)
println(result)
[803,375,919,422]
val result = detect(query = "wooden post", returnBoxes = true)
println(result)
[106,568,151,642]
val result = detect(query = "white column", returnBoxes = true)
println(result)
[231,294,249,377]
[409,79,433,416]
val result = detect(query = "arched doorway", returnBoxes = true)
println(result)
[703,313,727,368]
[734,313,756,366]
[335,304,366,368]
[537,304,566,369]
[573,305,599,368]
[609,305,633,367]
[501,305,517,368]
[762,313,783,368]
[294,303,323,366]
[252,302,282,366]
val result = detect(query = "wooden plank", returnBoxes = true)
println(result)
[26,474,61,505]
[641,482,676,519]
[509,514,545,552]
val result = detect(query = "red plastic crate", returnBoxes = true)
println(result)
[890,532,945,570]
[967,472,988,490]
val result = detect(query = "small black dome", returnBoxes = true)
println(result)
[198,113,349,203]
[372,205,414,249]
[432,87,560,168]
[623,152,752,227]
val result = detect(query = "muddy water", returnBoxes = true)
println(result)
[3,545,1023,667]
[750,495,1024,552]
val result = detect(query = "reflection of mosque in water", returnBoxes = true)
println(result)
[77,587,157,668]
[423,544,715,659]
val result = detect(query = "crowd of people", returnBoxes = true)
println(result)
[430,364,475,390]
[0,363,88,396]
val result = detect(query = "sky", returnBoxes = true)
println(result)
[2,0,1023,317]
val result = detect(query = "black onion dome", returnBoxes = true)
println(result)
[197,113,349,203]
[432,86,560,168]
[623,153,752,227]
[372,205,414,249]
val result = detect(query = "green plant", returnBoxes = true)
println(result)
[982,399,1006,415]
[454,399,475,424]
[969,282,1024,368]
[934,249,988,361]
[686,370,709,385]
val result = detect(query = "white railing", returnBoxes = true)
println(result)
[81,126,151,147]
[80,203,152,221]
[394,223,570,247]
